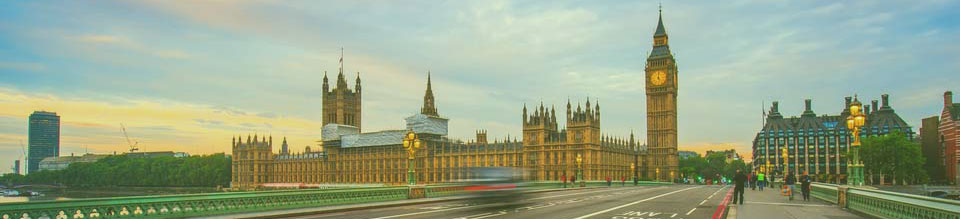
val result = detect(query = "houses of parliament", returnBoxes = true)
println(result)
[231,10,680,189]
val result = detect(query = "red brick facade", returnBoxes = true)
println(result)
[940,91,959,184]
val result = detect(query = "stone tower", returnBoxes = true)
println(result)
[644,7,679,181]
[522,102,558,146]
[321,55,362,130]
[566,98,600,145]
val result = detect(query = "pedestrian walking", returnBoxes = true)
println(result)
[733,169,747,205]
[800,171,812,201]
[749,172,757,190]
[756,172,765,191]
[785,171,797,201]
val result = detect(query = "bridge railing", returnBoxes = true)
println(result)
[0,186,411,219]
[810,182,960,219]
[0,181,673,218]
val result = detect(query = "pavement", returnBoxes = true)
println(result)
[222,184,734,219]
[729,185,866,219]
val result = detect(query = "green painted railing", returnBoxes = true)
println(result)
[810,183,960,219]
[811,183,839,204]
[0,187,410,219]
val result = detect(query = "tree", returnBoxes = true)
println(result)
[861,131,927,185]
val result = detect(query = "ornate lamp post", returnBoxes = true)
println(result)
[631,163,637,185]
[656,168,661,182]
[402,131,421,185]
[846,97,866,186]
[576,153,584,187]
[782,146,789,177]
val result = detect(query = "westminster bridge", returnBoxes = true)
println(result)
[1,182,958,219]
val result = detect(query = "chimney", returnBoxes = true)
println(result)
[881,94,890,108]
[872,100,879,113]
[945,91,953,106]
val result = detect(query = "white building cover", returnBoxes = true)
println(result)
[321,123,360,140]
[405,113,449,136]
[340,130,406,148]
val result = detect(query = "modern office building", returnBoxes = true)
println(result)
[752,95,913,181]
[38,153,108,172]
[27,111,60,174]
[939,91,960,184]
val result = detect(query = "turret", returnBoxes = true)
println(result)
[322,71,329,92]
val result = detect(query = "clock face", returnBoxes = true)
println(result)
[651,71,666,85]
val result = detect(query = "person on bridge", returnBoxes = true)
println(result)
[785,171,797,201]
[800,171,812,201]
[733,169,747,205]
[756,172,765,191]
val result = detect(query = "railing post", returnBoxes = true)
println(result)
[408,185,425,199]
[837,186,848,208]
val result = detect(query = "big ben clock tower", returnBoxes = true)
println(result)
[645,7,679,182]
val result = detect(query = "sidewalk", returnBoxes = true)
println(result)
[728,186,864,219]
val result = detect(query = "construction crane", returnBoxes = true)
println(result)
[121,123,140,153]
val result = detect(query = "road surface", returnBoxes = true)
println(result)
[281,185,731,219]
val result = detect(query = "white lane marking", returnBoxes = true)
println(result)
[371,187,643,219]
[744,201,834,207]
[571,186,702,219]
[698,199,707,205]
[686,208,696,215]
[372,206,477,219]
[531,187,644,200]
[705,186,725,200]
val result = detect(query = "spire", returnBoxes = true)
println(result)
[281,136,289,155]
[355,71,362,92]
[421,71,439,116]
[654,3,667,37]
[336,48,347,89]
[322,71,329,92]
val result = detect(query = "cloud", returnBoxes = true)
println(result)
[0,61,47,72]
[67,34,193,59]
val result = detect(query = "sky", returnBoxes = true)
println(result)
[1,0,959,174]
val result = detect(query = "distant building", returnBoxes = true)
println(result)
[126,151,189,158]
[28,111,60,174]
[940,91,960,184]
[678,151,699,160]
[706,149,740,163]
[38,153,108,171]
[753,95,914,180]
[920,116,946,183]
[13,160,20,175]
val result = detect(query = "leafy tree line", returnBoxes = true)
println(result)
[679,151,749,183]
[861,131,927,185]
[1,154,231,188]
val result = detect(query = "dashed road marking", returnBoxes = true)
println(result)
[686,207,696,215]
[571,186,702,219]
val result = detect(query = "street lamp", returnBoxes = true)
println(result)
[576,153,584,187]
[631,163,637,185]
[402,131,421,185]
[846,96,866,186]
[656,168,661,182]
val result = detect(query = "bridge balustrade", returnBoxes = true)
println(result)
[810,182,960,219]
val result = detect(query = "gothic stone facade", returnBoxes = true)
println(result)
[231,73,645,189]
